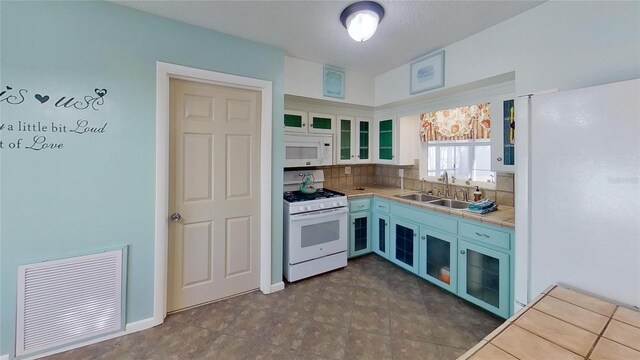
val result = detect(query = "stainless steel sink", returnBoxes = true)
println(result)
[395,193,442,202]
[427,198,470,209]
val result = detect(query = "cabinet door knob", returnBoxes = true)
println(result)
[421,236,426,240]
[170,212,181,222]
[497,157,502,161]
[460,250,466,254]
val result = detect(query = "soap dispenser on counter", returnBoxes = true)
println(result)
[473,186,482,202]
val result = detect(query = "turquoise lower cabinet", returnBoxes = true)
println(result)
[345,196,513,318]
[419,226,458,293]
[390,218,419,274]
[372,199,390,259]
[457,239,510,318]
[349,212,371,257]
[372,213,390,259]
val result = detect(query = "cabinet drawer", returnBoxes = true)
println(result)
[459,222,510,250]
[391,203,457,235]
[373,199,390,213]
[349,198,371,211]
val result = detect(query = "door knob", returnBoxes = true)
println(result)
[460,250,466,254]
[170,212,181,222]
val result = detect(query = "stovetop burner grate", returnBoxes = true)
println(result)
[283,188,345,203]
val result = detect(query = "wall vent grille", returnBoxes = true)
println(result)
[16,248,126,356]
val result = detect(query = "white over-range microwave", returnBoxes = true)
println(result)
[284,134,333,167]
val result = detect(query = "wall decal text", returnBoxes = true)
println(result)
[1,84,111,151]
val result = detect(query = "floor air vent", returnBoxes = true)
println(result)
[16,248,127,356]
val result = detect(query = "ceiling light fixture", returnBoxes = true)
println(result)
[340,1,385,42]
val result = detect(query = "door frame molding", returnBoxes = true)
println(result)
[154,61,272,324]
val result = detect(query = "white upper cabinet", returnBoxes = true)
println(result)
[284,110,336,134]
[336,116,372,164]
[374,116,417,166]
[308,112,336,134]
[284,109,308,133]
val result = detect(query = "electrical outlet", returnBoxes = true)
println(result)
[398,169,404,177]
[344,166,351,175]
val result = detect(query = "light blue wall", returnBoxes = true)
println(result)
[0,1,284,356]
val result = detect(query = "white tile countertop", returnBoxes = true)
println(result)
[329,185,515,229]
[458,285,640,360]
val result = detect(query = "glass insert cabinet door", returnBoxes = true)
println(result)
[308,113,335,134]
[340,117,353,161]
[284,110,308,133]
[457,239,510,318]
[336,116,371,164]
[372,213,390,259]
[418,227,457,293]
[358,119,370,161]
[390,218,419,273]
[349,212,371,257]
[502,99,515,166]
[490,95,515,173]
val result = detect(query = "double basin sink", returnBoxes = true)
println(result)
[394,193,470,209]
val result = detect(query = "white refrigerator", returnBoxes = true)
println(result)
[515,78,640,309]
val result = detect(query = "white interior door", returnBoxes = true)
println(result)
[168,78,261,312]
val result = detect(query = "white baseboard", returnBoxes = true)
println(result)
[125,317,161,333]
[269,281,285,293]
[21,317,158,360]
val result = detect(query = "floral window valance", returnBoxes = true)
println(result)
[420,103,491,142]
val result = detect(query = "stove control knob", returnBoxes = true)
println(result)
[297,207,304,213]
[332,201,338,207]
[319,203,325,208]
[306,206,312,211]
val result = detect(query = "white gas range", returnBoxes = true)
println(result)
[283,170,348,282]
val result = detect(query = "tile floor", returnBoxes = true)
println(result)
[43,254,503,360]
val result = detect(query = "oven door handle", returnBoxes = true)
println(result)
[289,207,348,221]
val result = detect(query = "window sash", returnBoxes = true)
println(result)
[425,139,495,184]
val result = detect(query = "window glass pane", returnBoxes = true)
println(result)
[427,147,437,176]
[454,146,470,179]
[473,145,491,170]
[439,146,455,171]
[473,170,494,183]
[437,145,471,179]
[473,145,495,183]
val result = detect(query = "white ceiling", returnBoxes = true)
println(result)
[112,0,544,76]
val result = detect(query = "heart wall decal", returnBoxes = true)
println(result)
[95,89,107,97]
[35,94,50,104]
